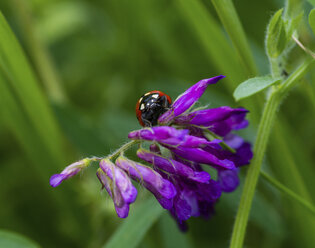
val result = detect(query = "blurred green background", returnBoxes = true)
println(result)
[0,0,314,247]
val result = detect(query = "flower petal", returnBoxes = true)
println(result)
[129,126,213,148]
[50,174,68,187]
[100,159,137,204]
[116,156,177,209]
[174,107,248,127]
[196,179,222,201]
[209,111,249,136]
[49,159,88,187]
[204,134,253,167]
[128,126,187,141]
[218,169,240,193]
[172,189,198,221]
[96,169,131,218]
[158,75,225,124]
[170,146,235,169]
[137,148,210,183]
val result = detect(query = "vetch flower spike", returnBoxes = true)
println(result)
[50,75,252,228]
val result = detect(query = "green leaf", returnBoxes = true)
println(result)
[309,9,315,36]
[233,75,280,101]
[265,9,287,58]
[103,197,164,248]
[0,230,40,248]
[286,12,303,38]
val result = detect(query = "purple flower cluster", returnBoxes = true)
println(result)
[50,75,252,228]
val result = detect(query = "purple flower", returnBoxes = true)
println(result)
[115,156,177,209]
[218,169,240,193]
[96,159,137,218]
[127,75,251,226]
[203,134,253,167]
[174,107,249,137]
[167,174,222,224]
[158,75,225,124]
[128,126,213,148]
[137,148,210,183]
[50,75,252,227]
[170,146,235,170]
[50,159,89,187]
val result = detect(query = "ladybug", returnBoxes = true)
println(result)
[136,90,172,127]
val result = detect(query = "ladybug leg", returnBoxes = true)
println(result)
[143,119,153,127]
[160,95,170,110]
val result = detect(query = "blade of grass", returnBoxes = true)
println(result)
[211,0,257,76]
[9,0,67,104]
[158,214,193,248]
[174,0,246,90]
[0,230,40,248]
[260,171,315,216]
[0,12,92,244]
[268,123,315,247]
[210,0,264,124]
[0,50,89,245]
[103,197,164,248]
[0,12,65,164]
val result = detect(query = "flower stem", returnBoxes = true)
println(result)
[230,59,314,248]
[260,171,315,216]
[270,57,282,78]
[108,140,140,159]
[229,89,280,248]
[278,58,314,96]
[202,128,236,153]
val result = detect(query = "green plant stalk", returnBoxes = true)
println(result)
[269,57,282,78]
[279,58,314,96]
[260,171,315,216]
[211,0,257,76]
[230,60,313,248]
[108,140,140,159]
[229,88,280,248]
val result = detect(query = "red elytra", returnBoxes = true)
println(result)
[135,90,172,127]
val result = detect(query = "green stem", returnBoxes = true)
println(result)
[229,89,281,248]
[203,128,236,153]
[270,57,282,78]
[211,0,257,76]
[279,59,314,96]
[108,140,140,159]
[230,60,314,248]
[260,171,315,216]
